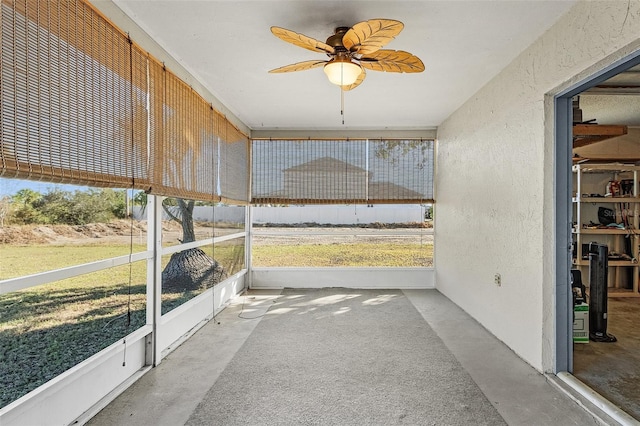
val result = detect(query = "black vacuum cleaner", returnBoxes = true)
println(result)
[588,242,616,343]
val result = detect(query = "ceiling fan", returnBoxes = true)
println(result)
[268,19,424,90]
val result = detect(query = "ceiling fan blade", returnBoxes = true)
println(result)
[341,68,366,91]
[359,50,424,73]
[342,19,404,55]
[271,27,335,54]
[268,60,328,73]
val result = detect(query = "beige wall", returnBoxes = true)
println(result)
[435,1,640,371]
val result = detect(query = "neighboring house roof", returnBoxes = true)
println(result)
[255,156,425,200]
[368,182,425,199]
[284,157,367,173]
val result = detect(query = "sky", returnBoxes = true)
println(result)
[0,178,88,197]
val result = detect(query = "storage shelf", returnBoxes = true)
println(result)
[572,163,640,173]
[574,228,638,235]
[573,259,639,267]
[573,197,640,203]
[573,162,639,294]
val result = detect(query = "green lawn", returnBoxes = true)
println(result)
[0,256,148,409]
[0,239,431,408]
[0,243,240,408]
[0,244,147,280]
[252,242,433,267]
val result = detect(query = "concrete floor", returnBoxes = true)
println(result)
[89,289,620,426]
[574,297,640,420]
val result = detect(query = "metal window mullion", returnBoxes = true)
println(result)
[246,204,253,289]
[150,194,163,366]
[365,139,370,202]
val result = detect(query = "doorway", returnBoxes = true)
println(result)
[555,51,640,420]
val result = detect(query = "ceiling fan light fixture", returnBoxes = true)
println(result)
[270,19,421,92]
[323,58,361,86]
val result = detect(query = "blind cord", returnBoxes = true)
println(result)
[212,203,219,325]
[212,132,220,325]
[123,36,135,367]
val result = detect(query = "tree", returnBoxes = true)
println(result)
[120,98,226,293]
[10,189,44,224]
[0,196,10,227]
[160,198,227,292]
[425,205,433,220]
[373,139,431,170]
[6,187,126,225]
[132,191,227,291]
[38,189,70,224]
[162,198,195,243]
[36,188,126,225]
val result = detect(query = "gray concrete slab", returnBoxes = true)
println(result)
[88,290,281,426]
[403,289,614,426]
[186,288,505,426]
[90,289,619,426]
[573,297,640,420]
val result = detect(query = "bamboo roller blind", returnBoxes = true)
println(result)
[217,111,250,205]
[252,139,434,205]
[0,0,249,203]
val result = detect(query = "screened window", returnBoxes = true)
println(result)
[1,0,249,203]
[251,139,434,205]
[0,0,149,188]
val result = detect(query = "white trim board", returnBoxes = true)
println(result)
[0,326,151,426]
[250,268,435,289]
[158,272,246,358]
[0,274,246,426]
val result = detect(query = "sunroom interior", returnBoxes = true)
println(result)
[1,0,640,425]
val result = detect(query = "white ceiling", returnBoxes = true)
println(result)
[100,0,579,131]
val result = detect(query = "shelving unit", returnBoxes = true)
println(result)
[572,163,640,296]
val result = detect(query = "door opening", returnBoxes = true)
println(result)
[555,50,640,373]
[554,50,640,422]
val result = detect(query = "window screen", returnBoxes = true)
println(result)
[251,139,434,204]
[0,0,249,203]
[217,111,249,205]
[0,0,150,188]
[156,71,219,201]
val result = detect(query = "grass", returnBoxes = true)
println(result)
[0,260,148,408]
[0,244,147,280]
[0,238,431,408]
[252,243,433,267]
[0,243,243,408]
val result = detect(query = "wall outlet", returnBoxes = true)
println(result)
[494,273,501,286]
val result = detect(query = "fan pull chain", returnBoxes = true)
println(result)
[341,87,345,125]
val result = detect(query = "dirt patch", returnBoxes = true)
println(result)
[0,220,154,245]
[0,226,49,245]
[0,220,236,246]
[0,220,432,246]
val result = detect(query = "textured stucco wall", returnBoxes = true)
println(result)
[435,1,640,371]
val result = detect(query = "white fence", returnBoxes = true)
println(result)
[132,205,246,223]
[134,205,427,225]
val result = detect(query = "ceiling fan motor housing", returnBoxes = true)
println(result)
[326,27,350,52]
